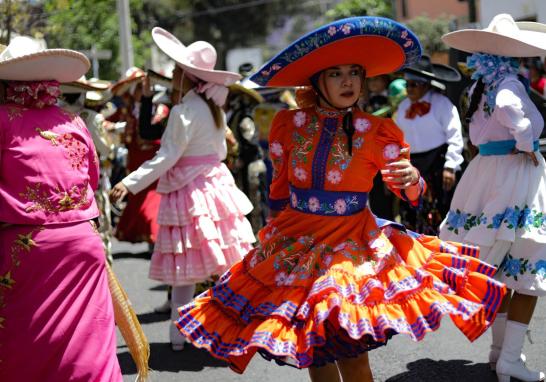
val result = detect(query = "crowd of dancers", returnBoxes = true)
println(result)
[1,11,546,382]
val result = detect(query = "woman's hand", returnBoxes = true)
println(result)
[511,148,539,167]
[381,159,419,189]
[443,168,456,191]
[109,182,129,203]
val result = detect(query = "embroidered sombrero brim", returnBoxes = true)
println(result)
[0,49,90,82]
[250,16,421,87]
[442,18,546,57]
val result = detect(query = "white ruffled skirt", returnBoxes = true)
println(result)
[439,152,546,295]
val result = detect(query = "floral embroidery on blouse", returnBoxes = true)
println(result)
[19,182,91,213]
[383,143,400,160]
[36,127,88,170]
[328,129,352,172]
[292,114,319,169]
[445,206,546,234]
[269,141,284,180]
[500,255,546,281]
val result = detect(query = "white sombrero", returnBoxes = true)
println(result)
[60,76,111,94]
[151,27,241,86]
[442,13,546,57]
[0,36,90,82]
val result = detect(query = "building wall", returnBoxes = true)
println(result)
[395,0,470,22]
[479,0,546,24]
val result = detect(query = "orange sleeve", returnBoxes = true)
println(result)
[267,110,291,211]
[372,118,426,208]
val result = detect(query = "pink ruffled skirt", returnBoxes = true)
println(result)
[150,156,256,286]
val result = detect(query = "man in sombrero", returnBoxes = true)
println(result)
[395,55,464,233]
[174,16,506,382]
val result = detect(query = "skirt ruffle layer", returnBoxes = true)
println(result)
[150,163,255,285]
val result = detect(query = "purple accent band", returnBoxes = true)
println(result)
[312,117,338,189]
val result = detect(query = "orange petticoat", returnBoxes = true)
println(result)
[176,207,506,373]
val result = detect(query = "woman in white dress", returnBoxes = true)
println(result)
[440,14,546,382]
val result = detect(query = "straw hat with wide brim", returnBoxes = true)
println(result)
[228,83,264,104]
[152,27,241,86]
[250,16,421,87]
[0,36,89,82]
[60,76,111,94]
[111,67,146,96]
[442,13,546,57]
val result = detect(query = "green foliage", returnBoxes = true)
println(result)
[325,0,393,20]
[406,15,451,54]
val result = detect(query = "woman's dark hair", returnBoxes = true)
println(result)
[464,79,485,124]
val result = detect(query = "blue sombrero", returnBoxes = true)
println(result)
[250,16,422,87]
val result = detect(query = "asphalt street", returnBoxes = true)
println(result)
[112,239,546,382]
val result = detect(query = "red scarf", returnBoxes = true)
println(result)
[405,101,431,119]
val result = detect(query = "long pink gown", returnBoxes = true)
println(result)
[0,102,122,381]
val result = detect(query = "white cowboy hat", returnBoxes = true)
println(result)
[111,67,145,96]
[442,13,546,57]
[151,27,241,86]
[0,36,90,82]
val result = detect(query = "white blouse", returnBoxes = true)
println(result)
[396,90,464,171]
[468,74,543,151]
[122,90,228,194]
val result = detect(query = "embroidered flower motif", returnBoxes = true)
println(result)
[294,167,308,181]
[322,254,333,266]
[293,111,307,127]
[504,207,520,229]
[333,199,347,214]
[354,118,371,132]
[404,40,414,48]
[341,24,352,35]
[271,64,282,71]
[275,271,288,285]
[290,192,298,207]
[504,257,521,277]
[369,237,386,250]
[270,141,283,157]
[333,242,346,252]
[308,196,320,213]
[534,260,546,278]
[326,169,342,184]
[327,26,337,36]
[401,30,408,39]
[383,143,400,160]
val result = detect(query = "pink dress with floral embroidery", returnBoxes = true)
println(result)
[0,101,122,381]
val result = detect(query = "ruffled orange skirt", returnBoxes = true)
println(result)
[176,207,505,373]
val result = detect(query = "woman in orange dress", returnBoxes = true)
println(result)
[175,16,506,381]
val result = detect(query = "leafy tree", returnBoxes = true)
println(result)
[406,15,451,54]
[325,0,393,21]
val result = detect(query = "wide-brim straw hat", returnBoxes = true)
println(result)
[147,68,173,89]
[0,36,89,82]
[111,67,146,96]
[250,16,421,87]
[228,83,264,104]
[151,27,241,86]
[60,76,111,94]
[442,13,546,57]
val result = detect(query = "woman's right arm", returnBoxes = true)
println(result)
[120,104,193,194]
